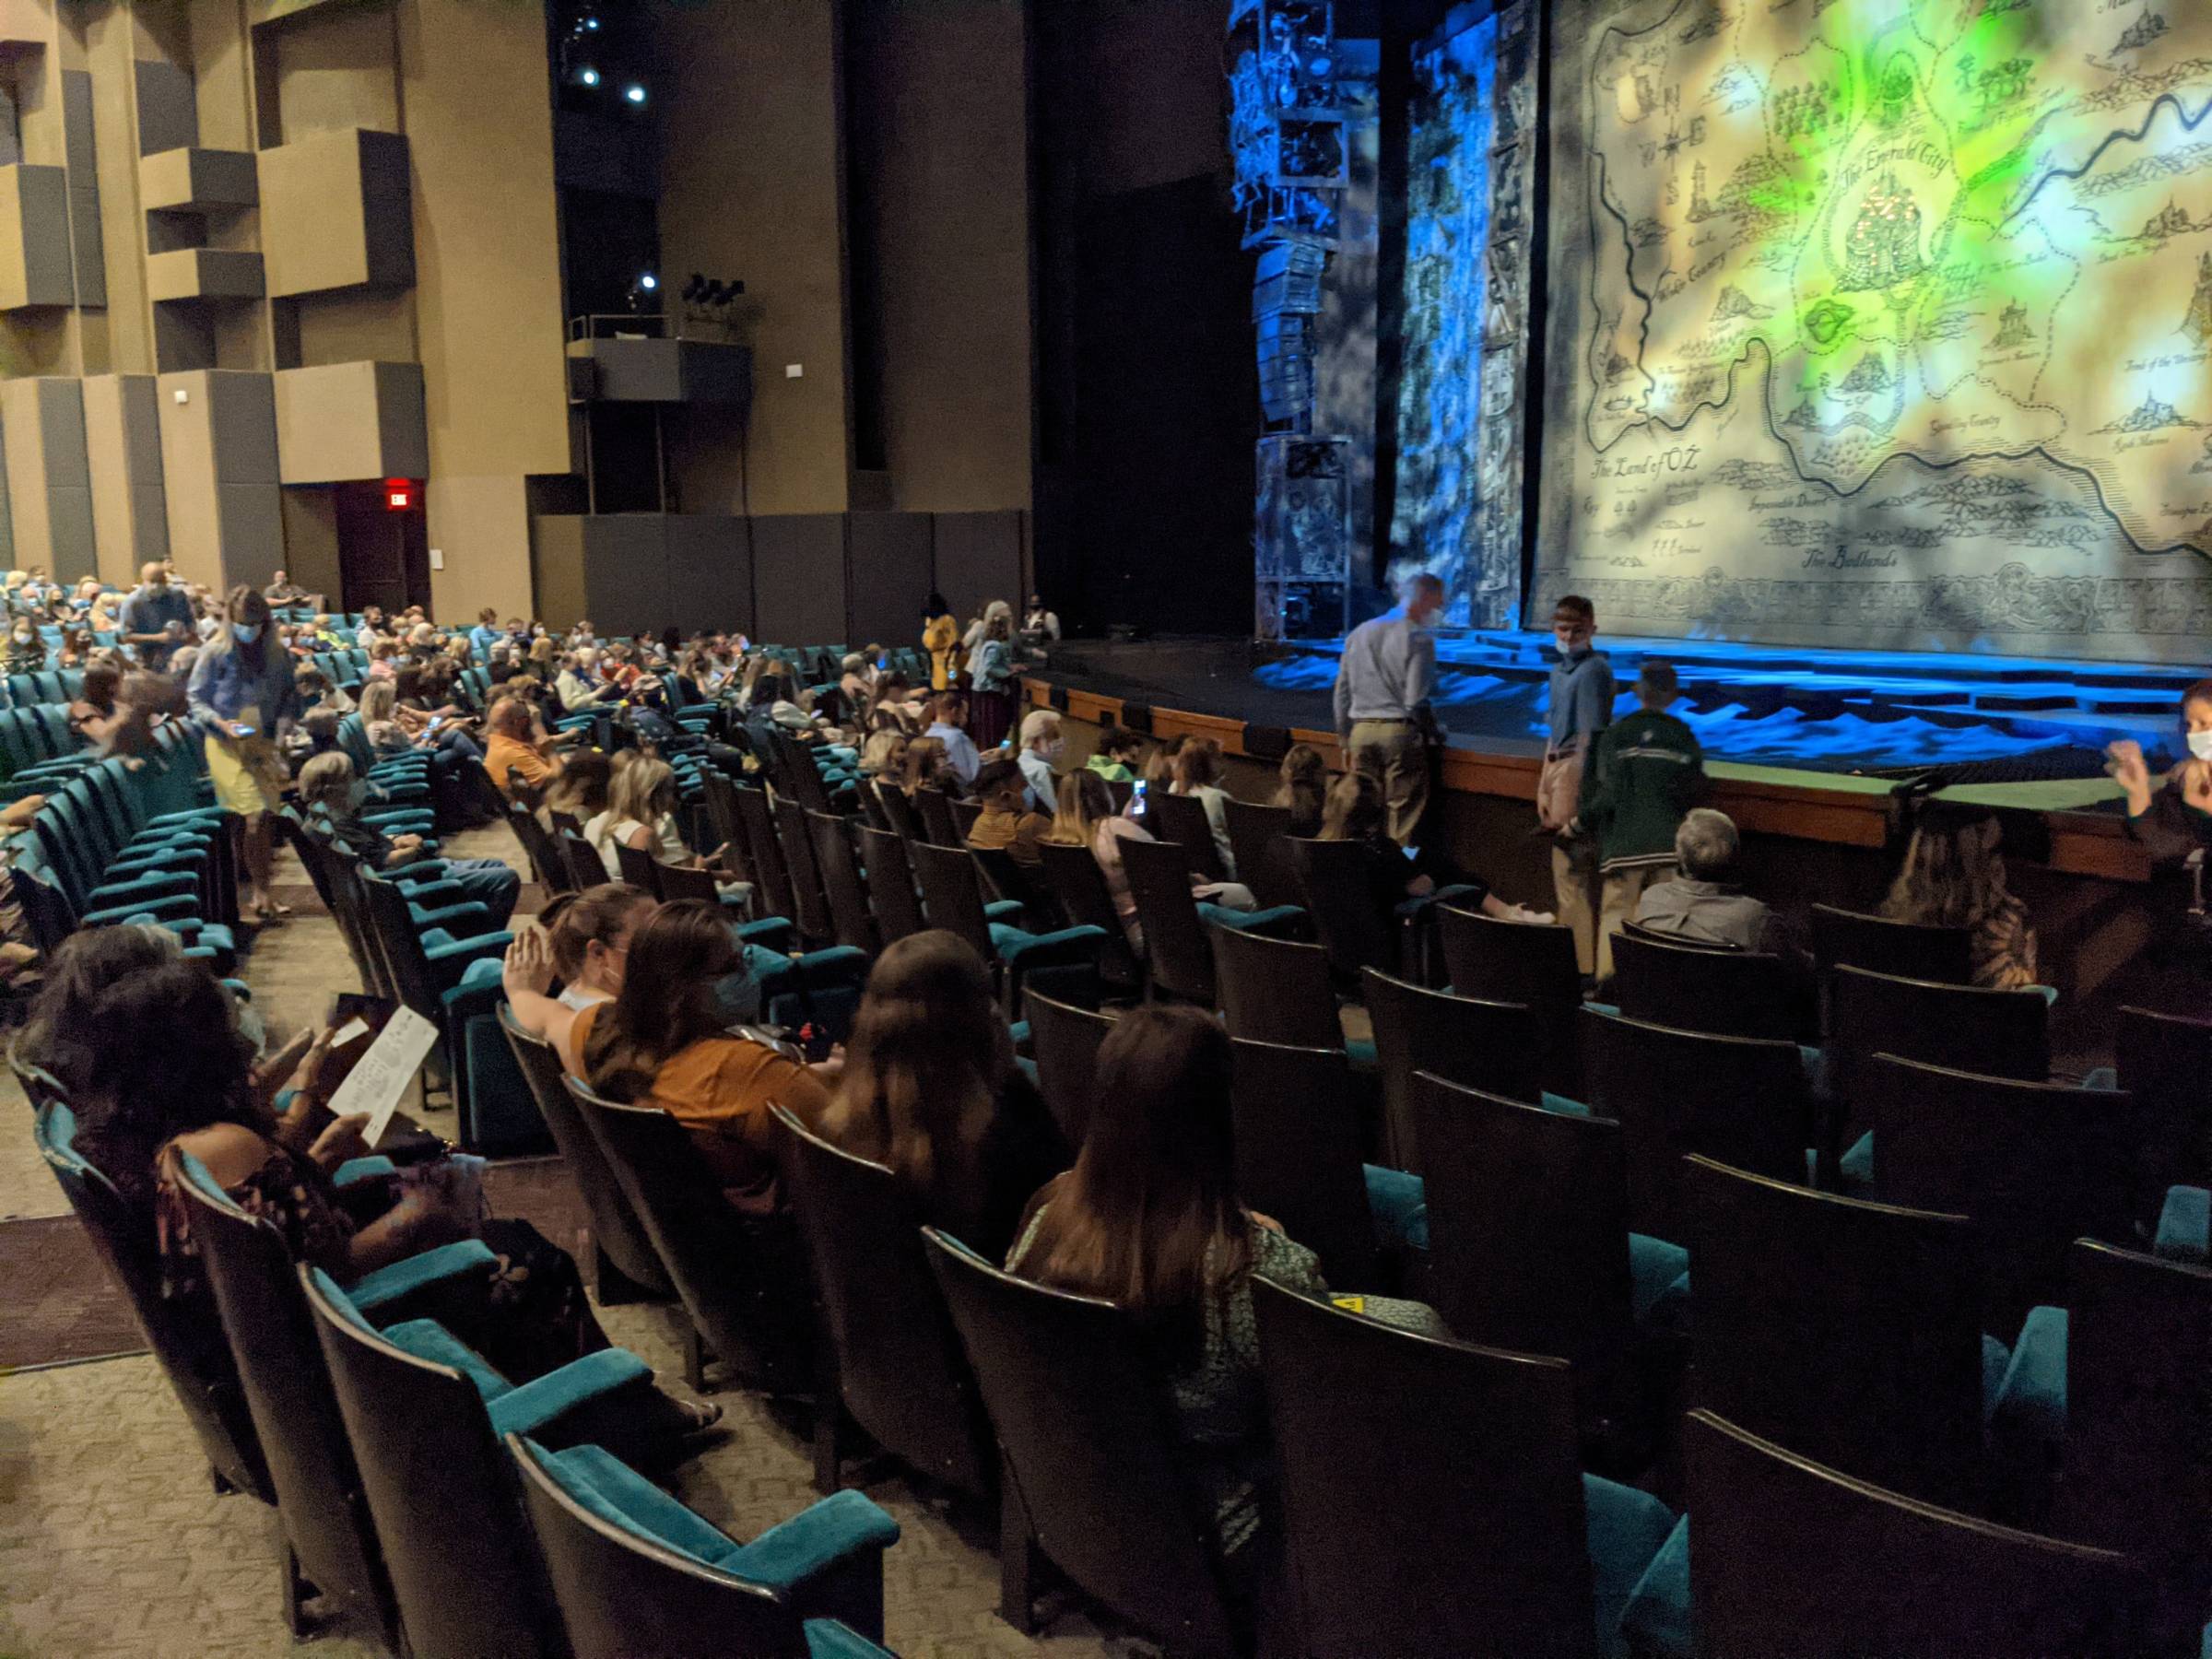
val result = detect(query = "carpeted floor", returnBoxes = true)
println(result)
[0,1215,147,1371]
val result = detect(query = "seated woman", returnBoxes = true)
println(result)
[34,935,709,1428]
[1006,1006,1439,1576]
[1272,744,1329,838]
[517,900,831,1212]
[299,751,520,928]
[1046,770,1253,949]
[900,735,967,801]
[818,931,1069,1258]
[1879,796,2038,991]
[66,661,128,751]
[540,747,613,830]
[1317,771,1546,925]
[504,882,654,1053]
[583,756,737,888]
[1168,736,1239,877]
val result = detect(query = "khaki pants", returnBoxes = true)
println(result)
[1552,837,1602,976]
[1348,720,1430,845]
[1597,863,1673,983]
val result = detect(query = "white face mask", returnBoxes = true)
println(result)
[2187,730,2212,762]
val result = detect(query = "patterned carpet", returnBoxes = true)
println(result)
[0,828,1128,1657]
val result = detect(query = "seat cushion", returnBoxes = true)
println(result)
[2157,1184,2210,1265]
[1628,1232,1690,1327]
[1991,1306,2068,1447]
[545,1441,738,1568]
[1363,1164,1428,1252]
[347,1240,499,1313]
[1618,1513,1692,1659]
[381,1317,512,1404]
[804,1619,897,1659]
[1838,1130,1875,1195]
[1584,1475,1679,1659]
[1541,1090,1594,1118]
[718,1488,901,1588]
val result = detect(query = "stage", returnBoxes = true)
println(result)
[1036,632,2192,790]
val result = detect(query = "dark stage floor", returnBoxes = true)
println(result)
[1035,632,2187,783]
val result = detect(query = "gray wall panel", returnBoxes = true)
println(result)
[846,512,932,653]
[208,371,279,485]
[665,513,753,638]
[36,380,88,488]
[135,61,199,157]
[47,486,96,582]
[218,483,284,587]
[930,510,1023,623]
[750,514,847,647]
[579,514,672,639]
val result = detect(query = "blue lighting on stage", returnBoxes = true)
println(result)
[1254,632,2187,773]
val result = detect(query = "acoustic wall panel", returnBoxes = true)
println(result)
[1,379,97,582]
[0,411,15,569]
[846,512,932,652]
[139,147,258,212]
[273,361,427,484]
[82,375,170,585]
[0,166,73,309]
[158,371,281,589]
[60,70,102,309]
[665,514,754,640]
[217,483,285,588]
[750,514,847,648]
[577,515,672,640]
[259,128,414,297]
[135,61,199,158]
[930,509,1024,624]
[531,514,589,632]
[146,248,265,301]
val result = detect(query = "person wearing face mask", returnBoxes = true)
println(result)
[3,612,44,672]
[501,880,655,1065]
[1333,571,1447,847]
[1016,708,1065,811]
[298,752,519,927]
[188,586,303,920]
[1542,594,1616,981]
[2110,678,2212,867]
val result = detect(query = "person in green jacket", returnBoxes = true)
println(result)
[1571,659,1703,982]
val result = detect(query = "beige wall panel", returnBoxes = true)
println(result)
[156,370,223,586]
[656,0,849,516]
[256,128,376,295]
[271,1,398,137]
[85,5,155,377]
[189,0,254,152]
[293,287,414,366]
[396,0,569,615]
[277,483,342,600]
[0,377,53,571]
[424,472,533,618]
[82,372,169,584]
[0,0,47,53]
[869,0,1032,512]
[213,302,270,371]
[272,358,424,483]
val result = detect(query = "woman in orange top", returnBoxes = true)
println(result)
[563,900,830,1211]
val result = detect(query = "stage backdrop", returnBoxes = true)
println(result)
[1538,0,2212,664]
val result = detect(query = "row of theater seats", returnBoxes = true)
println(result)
[509,752,2207,1655]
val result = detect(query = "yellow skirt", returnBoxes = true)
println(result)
[204,732,285,816]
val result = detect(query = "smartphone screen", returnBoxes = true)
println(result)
[1129,779,1147,816]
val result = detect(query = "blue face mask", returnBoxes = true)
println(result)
[232,622,262,643]
[346,779,371,812]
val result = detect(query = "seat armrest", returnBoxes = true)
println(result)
[348,1240,500,1314]
[2156,1184,2209,1265]
[333,1155,399,1188]
[485,1347,653,1438]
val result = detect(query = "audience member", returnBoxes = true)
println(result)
[1544,593,1615,977]
[1633,808,1790,955]
[1142,733,1187,791]
[188,587,301,921]
[924,692,982,786]
[1016,709,1063,810]
[1333,571,1445,846]
[1881,799,2038,991]
[1318,771,1543,926]
[1573,659,1703,982]
[1006,1005,1440,1581]
[2111,679,2212,866]
[119,560,195,673]
[1085,724,1146,784]
[923,592,960,690]
[65,662,127,751]
[966,759,1053,868]
[482,695,563,794]
[1169,735,1239,877]
[300,751,519,926]
[546,900,830,1210]
[968,609,1018,750]
[1272,743,1330,836]
[1049,769,1253,947]
[819,931,1070,1258]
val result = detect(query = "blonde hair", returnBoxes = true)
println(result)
[1019,708,1061,748]
[608,755,677,830]
[298,751,356,815]
[1046,769,1112,846]
[358,679,396,723]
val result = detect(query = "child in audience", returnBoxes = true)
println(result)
[819,930,1069,1258]
[1272,743,1330,836]
[1084,724,1146,783]
[1318,771,1546,926]
[1169,736,1239,877]
[1543,594,1615,978]
[1571,659,1703,982]
[966,759,1053,868]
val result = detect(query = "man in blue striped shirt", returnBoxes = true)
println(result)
[1333,572,1445,844]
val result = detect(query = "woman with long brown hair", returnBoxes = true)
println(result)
[818,931,1068,1257]
[1271,743,1329,837]
[571,900,830,1211]
[1319,770,1544,927]
[1879,801,2038,990]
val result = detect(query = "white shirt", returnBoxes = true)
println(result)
[926,720,982,785]
[1018,747,1057,813]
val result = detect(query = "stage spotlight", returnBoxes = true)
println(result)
[623,83,646,105]
[639,272,658,292]
[681,274,706,302]
[579,66,600,86]
[583,14,599,28]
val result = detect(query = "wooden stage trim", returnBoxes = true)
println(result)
[1026,677,2151,886]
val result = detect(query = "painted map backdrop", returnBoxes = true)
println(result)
[1538,0,2212,662]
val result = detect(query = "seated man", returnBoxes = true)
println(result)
[1632,807,1788,955]
[966,759,1052,868]
[300,752,521,928]
[482,695,565,796]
